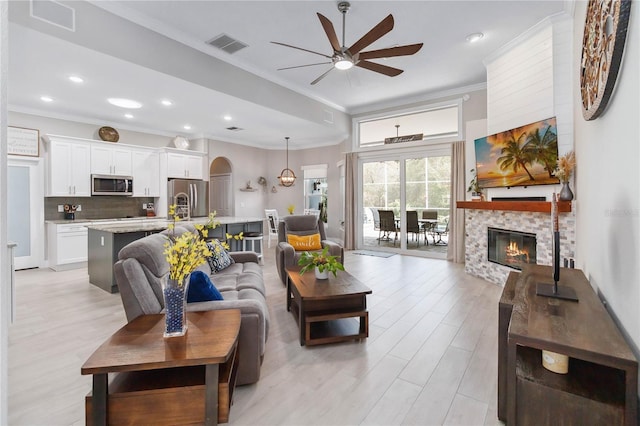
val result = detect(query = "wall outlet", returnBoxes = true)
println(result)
[76,205,82,212]
[142,203,147,209]
[58,205,64,213]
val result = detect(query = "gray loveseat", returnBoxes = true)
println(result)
[113,225,269,385]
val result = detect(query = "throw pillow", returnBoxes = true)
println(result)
[287,233,322,251]
[187,270,223,302]
[206,239,235,273]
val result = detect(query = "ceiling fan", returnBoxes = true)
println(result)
[271,1,423,85]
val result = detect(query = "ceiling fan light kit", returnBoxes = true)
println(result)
[272,1,423,85]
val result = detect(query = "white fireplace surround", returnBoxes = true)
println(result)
[464,208,576,286]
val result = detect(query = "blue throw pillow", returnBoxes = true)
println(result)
[206,240,235,273]
[187,270,224,302]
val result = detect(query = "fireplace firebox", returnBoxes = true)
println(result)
[488,227,536,270]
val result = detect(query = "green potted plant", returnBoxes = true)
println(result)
[298,246,345,280]
[467,168,484,201]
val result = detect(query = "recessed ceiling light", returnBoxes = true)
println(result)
[223,115,232,121]
[40,96,53,102]
[107,98,142,109]
[183,124,191,130]
[466,32,484,43]
[124,113,134,119]
[68,75,84,83]
[161,99,173,106]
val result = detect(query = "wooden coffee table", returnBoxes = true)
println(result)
[286,266,372,346]
[81,310,241,426]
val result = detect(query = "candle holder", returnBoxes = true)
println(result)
[536,193,579,302]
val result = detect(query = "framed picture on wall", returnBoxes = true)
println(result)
[8,126,40,157]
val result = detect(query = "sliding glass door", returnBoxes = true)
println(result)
[361,152,450,256]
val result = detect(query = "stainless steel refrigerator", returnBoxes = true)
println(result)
[167,179,209,219]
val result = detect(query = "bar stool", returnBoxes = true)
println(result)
[242,232,263,264]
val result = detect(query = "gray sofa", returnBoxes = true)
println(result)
[275,215,344,285]
[113,225,269,385]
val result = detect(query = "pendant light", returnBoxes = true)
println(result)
[278,136,296,187]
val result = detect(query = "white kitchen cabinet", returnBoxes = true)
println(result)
[46,138,91,196]
[91,144,132,176]
[131,149,160,196]
[46,222,90,270]
[166,151,205,180]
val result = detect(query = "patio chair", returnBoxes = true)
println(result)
[406,211,424,245]
[369,208,380,232]
[378,210,398,246]
[432,219,449,245]
[422,210,438,244]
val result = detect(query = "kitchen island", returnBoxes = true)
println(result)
[87,216,264,293]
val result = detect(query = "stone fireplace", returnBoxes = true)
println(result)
[459,201,575,285]
[487,227,537,270]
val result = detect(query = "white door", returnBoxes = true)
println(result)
[8,158,44,269]
[210,174,233,217]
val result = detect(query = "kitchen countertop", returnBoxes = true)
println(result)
[86,216,265,233]
[87,221,170,233]
[46,216,167,225]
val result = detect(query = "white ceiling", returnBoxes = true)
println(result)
[8,0,567,150]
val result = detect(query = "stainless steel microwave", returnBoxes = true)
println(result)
[91,174,133,196]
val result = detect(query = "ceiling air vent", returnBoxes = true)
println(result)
[206,34,248,54]
[30,0,75,31]
[226,126,243,131]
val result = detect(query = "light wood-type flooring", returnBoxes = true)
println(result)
[9,246,503,425]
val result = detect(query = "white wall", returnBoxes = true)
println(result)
[0,2,9,423]
[483,14,574,202]
[573,0,640,357]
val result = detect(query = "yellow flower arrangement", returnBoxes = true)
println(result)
[555,151,576,183]
[164,205,212,285]
[163,206,244,285]
[287,204,295,215]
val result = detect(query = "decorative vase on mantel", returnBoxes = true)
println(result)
[559,181,574,201]
[315,266,329,280]
[162,274,190,338]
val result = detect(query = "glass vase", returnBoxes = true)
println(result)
[162,274,190,338]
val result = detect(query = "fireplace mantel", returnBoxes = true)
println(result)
[456,200,571,213]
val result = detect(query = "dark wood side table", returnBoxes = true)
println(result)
[81,310,241,426]
[500,265,638,425]
[286,266,372,346]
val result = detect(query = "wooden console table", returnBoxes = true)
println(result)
[82,310,240,425]
[498,265,638,425]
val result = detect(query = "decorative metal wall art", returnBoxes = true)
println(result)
[580,0,632,120]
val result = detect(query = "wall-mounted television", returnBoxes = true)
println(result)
[474,117,560,189]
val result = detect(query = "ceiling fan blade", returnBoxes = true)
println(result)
[311,67,335,85]
[278,62,332,71]
[358,43,423,60]
[270,41,333,59]
[356,60,403,77]
[348,14,394,55]
[317,13,341,53]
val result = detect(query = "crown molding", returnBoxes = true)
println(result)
[349,82,487,116]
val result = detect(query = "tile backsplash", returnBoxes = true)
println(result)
[45,196,154,221]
